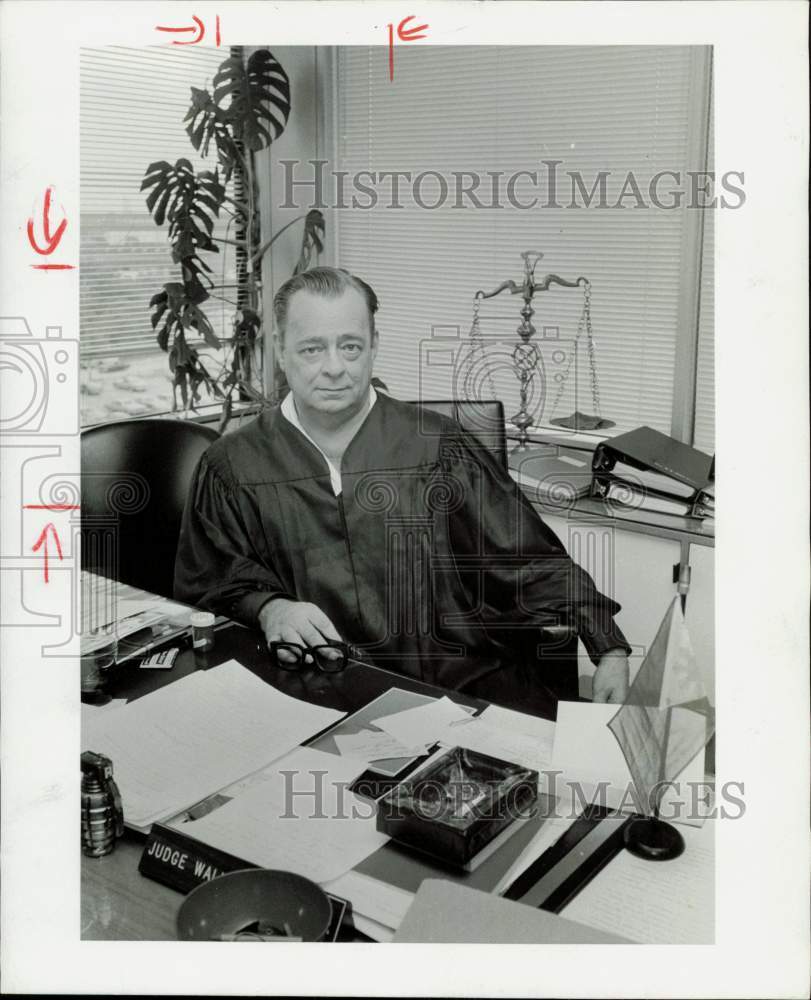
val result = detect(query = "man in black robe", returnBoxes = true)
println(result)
[175,267,631,715]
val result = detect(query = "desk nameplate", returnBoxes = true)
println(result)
[138,823,352,941]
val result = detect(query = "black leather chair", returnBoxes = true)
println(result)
[81,418,219,600]
[406,399,508,470]
[407,397,578,702]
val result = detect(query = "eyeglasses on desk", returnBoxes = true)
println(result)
[268,640,353,673]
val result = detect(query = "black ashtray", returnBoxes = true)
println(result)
[376,746,538,869]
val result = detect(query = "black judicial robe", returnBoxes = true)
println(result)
[174,393,629,696]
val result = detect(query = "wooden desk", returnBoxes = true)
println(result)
[82,619,488,940]
[82,598,714,944]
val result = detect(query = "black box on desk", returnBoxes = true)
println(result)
[376,746,538,871]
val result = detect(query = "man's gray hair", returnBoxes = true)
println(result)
[273,266,379,339]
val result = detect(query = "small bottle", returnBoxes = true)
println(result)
[190,611,216,652]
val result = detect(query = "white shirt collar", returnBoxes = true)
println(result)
[281,386,377,496]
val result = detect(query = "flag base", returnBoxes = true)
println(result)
[623,816,685,861]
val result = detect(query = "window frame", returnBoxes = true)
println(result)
[296,44,715,451]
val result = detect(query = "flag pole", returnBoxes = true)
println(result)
[653,704,673,820]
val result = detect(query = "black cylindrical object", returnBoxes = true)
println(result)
[81,751,124,857]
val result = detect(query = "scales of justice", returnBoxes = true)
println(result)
[464,250,614,452]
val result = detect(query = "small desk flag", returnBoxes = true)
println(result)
[609,596,715,819]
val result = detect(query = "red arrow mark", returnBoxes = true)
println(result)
[27,186,69,256]
[388,15,430,81]
[155,14,205,44]
[31,522,64,584]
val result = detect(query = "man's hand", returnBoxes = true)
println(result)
[259,598,343,662]
[592,649,630,704]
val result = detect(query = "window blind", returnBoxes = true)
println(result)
[80,46,236,358]
[333,46,709,437]
[693,101,715,454]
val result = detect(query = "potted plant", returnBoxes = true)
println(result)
[141,46,324,432]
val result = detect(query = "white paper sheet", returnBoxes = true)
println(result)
[371,695,472,746]
[551,701,708,825]
[333,729,427,763]
[440,705,556,776]
[562,819,715,943]
[183,746,388,884]
[479,703,557,741]
[211,745,366,801]
[394,879,630,943]
[322,870,415,929]
[81,659,345,827]
[80,698,128,722]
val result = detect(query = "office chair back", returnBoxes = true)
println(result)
[407,399,508,470]
[408,397,577,670]
[81,418,219,599]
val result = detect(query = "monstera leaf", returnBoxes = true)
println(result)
[184,87,240,180]
[149,283,184,352]
[142,160,220,228]
[141,160,225,289]
[149,281,221,353]
[212,49,291,152]
[142,47,325,430]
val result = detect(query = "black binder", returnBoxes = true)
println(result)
[591,472,695,517]
[690,489,715,520]
[592,425,714,497]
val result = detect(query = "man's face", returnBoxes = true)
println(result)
[277,288,378,422]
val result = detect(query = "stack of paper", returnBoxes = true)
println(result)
[115,593,191,624]
[81,572,192,652]
[371,695,473,746]
[370,697,555,775]
[181,746,389,884]
[81,610,167,654]
[509,449,593,503]
[441,704,556,775]
[323,871,415,942]
[81,659,344,829]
